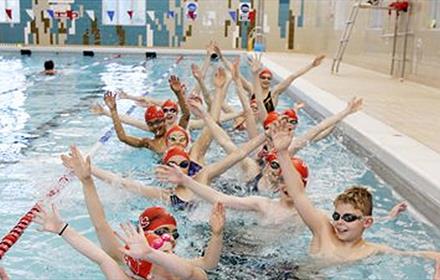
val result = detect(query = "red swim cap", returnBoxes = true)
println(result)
[144,105,165,122]
[282,109,298,122]
[265,152,308,187]
[162,146,190,164]
[162,99,178,112]
[259,68,272,78]
[263,112,279,129]
[138,206,177,232]
[165,125,190,148]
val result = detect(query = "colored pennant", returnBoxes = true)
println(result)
[5,8,12,20]
[86,10,95,21]
[26,9,34,20]
[228,10,237,22]
[107,10,115,21]
[47,9,54,19]
[147,10,155,21]
[167,10,174,18]
[127,10,133,19]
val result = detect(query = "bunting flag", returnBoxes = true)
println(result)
[26,9,34,20]
[146,10,155,21]
[107,10,115,21]
[5,8,12,20]
[228,10,237,22]
[47,9,54,19]
[167,10,174,18]
[66,10,73,20]
[127,10,133,19]
[86,10,95,21]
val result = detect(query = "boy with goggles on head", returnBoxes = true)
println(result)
[268,119,440,272]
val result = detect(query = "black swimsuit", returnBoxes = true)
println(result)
[169,161,203,210]
[251,91,275,113]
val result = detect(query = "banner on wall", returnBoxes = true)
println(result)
[46,9,55,19]
[147,10,155,21]
[228,10,237,22]
[167,10,174,19]
[86,10,95,21]
[107,10,115,22]
[185,2,198,21]
[0,0,20,23]
[54,10,79,20]
[26,9,34,20]
[127,10,133,20]
[239,2,251,22]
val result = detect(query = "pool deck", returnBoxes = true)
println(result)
[262,52,440,227]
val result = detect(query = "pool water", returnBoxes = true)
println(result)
[0,52,439,279]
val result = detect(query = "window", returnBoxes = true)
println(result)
[102,0,146,26]
[0,0,20,24]
[431,0,440,28]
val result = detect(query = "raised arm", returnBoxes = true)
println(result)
[104,92,152,148]
[271,54,325,101]
[91,104,150,132]
[231,57,259,139]
[270,122,328,235]
[188,110,244,130]
[119,91,162,106]
[192,64,212,110]
[214,44,253,93]
[168,75,190,129]
[34,204,129,280]
[156,165,263,212]
[61,146,123,261]
[377,245,440,262]
[288,97,363,154]
[91,165,166,200]
[0,267,9,280]
[191,203,225,270]
[248,54,267,121]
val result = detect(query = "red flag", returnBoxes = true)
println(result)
[127,10,133,19]
[5,8,12,20]
[66,10,73,20]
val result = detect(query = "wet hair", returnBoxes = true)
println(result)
[44,60,55,70]
[333,186,373,215]
[210,53,219,62]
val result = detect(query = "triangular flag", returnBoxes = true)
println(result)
[146,10,155,21]
[86,10,95,21]
[5,8,12,20]
[228,10,237,22]
[66,10,73,20]
[127,10,133,19]
[47,9,54,19]
[107,10,115,21]
[167,11,174,18]
[26,9,34,19]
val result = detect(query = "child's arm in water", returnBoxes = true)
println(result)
[104,92,155,150]
[270,121,329,235]
[168,75,190,129]
[156,164,265,212]
[0,267,9,280]
[288,97,363,154]
[91,104,151,132]
[117,222,208,280]
[191,203,225,270]
[61,146,123,262]
[271,54,325,104]
[91,165,167,201]
[34,204,129,280]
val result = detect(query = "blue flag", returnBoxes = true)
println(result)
[107,10,115,21]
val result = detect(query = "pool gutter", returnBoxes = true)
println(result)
[260,56,440,229]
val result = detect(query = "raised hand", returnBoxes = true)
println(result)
[345,97,363,114]
[214,67,227,88]
[231,57,240,81]
[312,54,326,67]
[90,103,105,115]
[116,222,151,260]
[210,203,225,235]
[191,64,203,81]
[60,145,92,182]
[293,101,305,112]
[387,202,407,219]
[155,164,186,185]
[434,261,440,280]
[188,98,206,118]
[188,91,203,105]
[104,91,117,110]
[269,121,294,152]
[169,75,184,93]
[34,204,65,234]
[213,43,222,58]
[206,40,215,55]
[248,53,262,74]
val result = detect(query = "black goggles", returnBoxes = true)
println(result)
[154,227,179,239]
[332,212,363,223]
[167,160,189,169]
[163,108,177,114]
